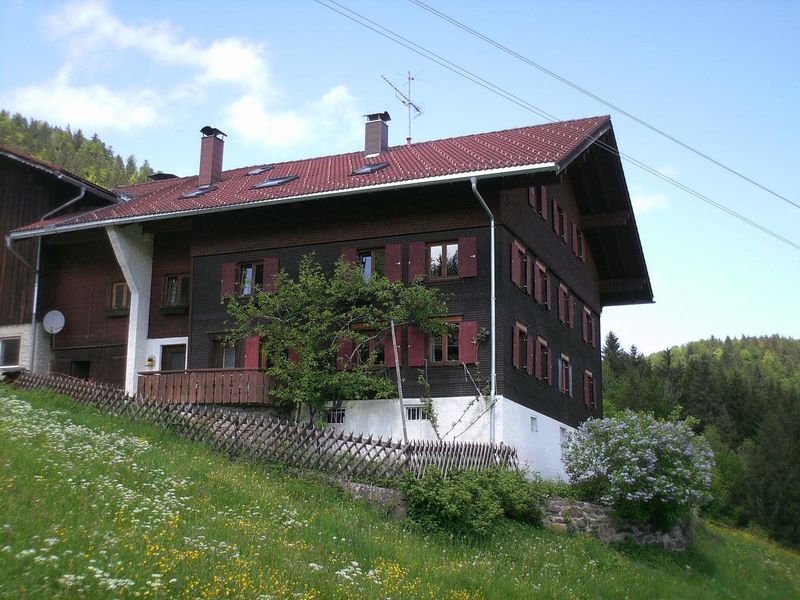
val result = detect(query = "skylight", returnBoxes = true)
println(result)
[247,165,274,176]
[181,185,217,198]
[252,175,299,190]
[351,162,389,176]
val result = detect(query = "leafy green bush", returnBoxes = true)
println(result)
[564,411,714,531]
[400,467,546,536]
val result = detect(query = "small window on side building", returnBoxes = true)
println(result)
[358,248,385,281]
[428,241,459,279]
[164,274,190,307]
[324,408,346,424]
[110,281,130,311]
[0,338,21,367]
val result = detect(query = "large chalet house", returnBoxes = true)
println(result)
[6,114,651,478]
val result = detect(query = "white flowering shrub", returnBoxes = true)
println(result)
[563,410,714,530]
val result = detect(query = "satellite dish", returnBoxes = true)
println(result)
[43,310,65,334]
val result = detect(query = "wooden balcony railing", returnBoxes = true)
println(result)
[137,369,271,405]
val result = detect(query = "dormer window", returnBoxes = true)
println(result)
[181,184,217,198]
[247,165,274,176]
[252,175,299,189]
[351,162,389,176]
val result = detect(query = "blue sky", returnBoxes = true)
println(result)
[2,0,798,354]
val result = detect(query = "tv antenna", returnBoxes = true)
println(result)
[381,71,423,144]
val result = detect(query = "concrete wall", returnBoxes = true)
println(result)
[0,323,52,373]
[325,393,570,480]
[141,337,189,372]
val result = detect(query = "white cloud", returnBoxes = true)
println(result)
[631,192,669,214]
[0,67,160,132]
[2,0,359,147]
[656,165,680,178]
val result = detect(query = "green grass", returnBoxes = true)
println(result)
[1,384,798,599]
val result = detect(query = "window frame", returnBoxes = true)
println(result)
[357,247,386,281]
[558,284,573,327]
[574,226,585,261]
[406,406,430,421]
[535,336,550,384]
[109,281,131,312]
[324,408,346,424]
[514,321,530,374]
[512,241,529,293]
[582,307,595,346]
[553,199,566,242]
[212,338,241,369]
[162,273,190,308]
[237,261,264,296]
[0,337,21,368]
[528,185,547,220]
[351,325,387,368]
[584,370,596,409]
[428,317,461,364]
[534,261,550,309]
[559,353,572,396]
[427,240,460,280]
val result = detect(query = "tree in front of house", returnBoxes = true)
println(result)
[224,254,450,422]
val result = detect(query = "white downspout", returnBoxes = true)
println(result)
[469,177,497,444]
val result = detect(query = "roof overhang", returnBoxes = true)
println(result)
[9,161,558,240]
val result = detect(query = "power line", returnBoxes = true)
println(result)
[408,0,800,212]
[314,0,800,252]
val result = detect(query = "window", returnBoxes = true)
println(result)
[553,199,566,242]
[406,406,430,421]
[0,338,21,368]
[428,241,459,279]
[430,320,460,363]
[558,284,573,327]
[582,307,595,346]
[324,408,346,424]
[584,370,596,409]
[161,344,186,371]
[351,161,389,175]
[110,282,130,311]
[511,241,529,293]
[534,261,550,308]
[247,165,274,176]
[530,416,538,432]
[181,184,217,199]
[558,354,573,396]
[535,336,550,383]
[355,330,386,367]
[358,248,385,281]
[212,340,240,369]
[163,274,190,307]
[513,322,530,373]
[528,185,547,220]
[238,262,264,295]
[251,175,299,189]
[573,225,584,261]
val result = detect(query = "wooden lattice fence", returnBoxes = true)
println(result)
[10,372,518,480]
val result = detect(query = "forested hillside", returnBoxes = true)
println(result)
[0,110,155,188]
[603,334,800,547]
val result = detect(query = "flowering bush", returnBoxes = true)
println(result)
[563,411,714,530]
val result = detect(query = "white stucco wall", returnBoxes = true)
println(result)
[106,225,153,395]
[0,323,52,374]
[141,337,189,372]
[324,394,572,480]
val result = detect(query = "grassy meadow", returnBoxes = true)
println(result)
[1,384,798,599]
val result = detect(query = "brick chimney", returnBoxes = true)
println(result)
[198,126,226,186]
[364,112,390,156]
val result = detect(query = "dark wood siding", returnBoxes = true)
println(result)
[147,234,191,339]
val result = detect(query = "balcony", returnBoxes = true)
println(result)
[137,369,271,406]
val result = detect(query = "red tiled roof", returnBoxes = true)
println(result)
[13,116,610,235]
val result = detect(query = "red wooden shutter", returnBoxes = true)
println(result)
[541,187,548,220]
[510,243,520,286]
[384,330,403,368]
[558,289,566,322]
[220,262,236,301]
[569,297,575,328]
[547,348,552,384]
[385,243,403,282]
[545,273,551,308]
[512,325,520,369]
[527,334,534,375]
[583,371,590,405]
[337,339,354,370]
[264,257,279,293]
[534,265,541,303]
[528,186,535,207]
[244,336,260,368]
[458,236,477,278]
[572,223,579,255]
[552,200,560,234]
[407,241,426,282]
[407,325,426,367]
[526,257,533,296]
[341,247,357,263]
[535,340,543,379]
[458,320,479,364]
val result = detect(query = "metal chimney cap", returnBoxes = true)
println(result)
[200,126,227,138]
[364,112,391,123]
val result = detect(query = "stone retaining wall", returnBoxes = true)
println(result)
[543,497,694,551]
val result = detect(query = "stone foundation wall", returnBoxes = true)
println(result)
[543,497,693,551]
